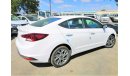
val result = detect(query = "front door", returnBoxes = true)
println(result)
[83,18,107,47]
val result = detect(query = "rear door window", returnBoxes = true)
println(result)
[68,18,83,29]
[59,18,84,29]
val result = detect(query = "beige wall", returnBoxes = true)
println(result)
[96,10,118,15]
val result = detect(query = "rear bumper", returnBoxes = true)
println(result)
[17,48,51,63]
[16,38,53,63]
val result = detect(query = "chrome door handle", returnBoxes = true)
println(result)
[90,33,95,35]
[66,34,73,36]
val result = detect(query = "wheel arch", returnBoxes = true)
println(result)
[48,43,72,62]
[106,33,116,43]
[110,33,115,37]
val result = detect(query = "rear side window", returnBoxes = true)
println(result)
[59,18,84,29]
[31,18,61,27]
[68,18,83,29]
[59,21,69,28]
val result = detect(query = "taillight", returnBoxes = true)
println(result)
[21,33,48,42]
[24,57,37,61]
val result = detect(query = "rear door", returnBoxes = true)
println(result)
[59,18,92,54]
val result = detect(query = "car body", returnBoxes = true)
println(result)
[16,16,116,67]
[18,15,39,24]
[100,14,111,23]
[109,16,118,24]
[84,14,101,21]
[84,14,97,18]
[11,15,28,37]
[110,14,118,21]
[106,23,118,34]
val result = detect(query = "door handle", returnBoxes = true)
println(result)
[66,34,73,36]
[90,33,95,35]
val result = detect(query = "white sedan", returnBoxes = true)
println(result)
[18,15,38,24]
[16,16,116,67]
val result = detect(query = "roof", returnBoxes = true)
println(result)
[52,16,99,21]
[52,16,91,19]
[49,16,102,25]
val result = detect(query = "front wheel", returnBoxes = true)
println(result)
[50,46,71,68]
[105,35,116,48]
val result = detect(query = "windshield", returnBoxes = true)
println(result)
[11,15,20,21]
[110,14,118,17]
[26,16,38,21]
[101,14,109,17]
[31,18,61,27]
[39,11,45,17]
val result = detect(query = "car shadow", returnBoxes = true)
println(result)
[11,34,17,40]
[30,62,52,67]
[71,46,104,59]
[30,46,104,67]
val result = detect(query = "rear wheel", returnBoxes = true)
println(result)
[105,35,116,48]
[50,46,71,68]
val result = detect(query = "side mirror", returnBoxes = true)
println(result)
[103,25,108,29]
[25,19,28,22]
[24,20,29,24]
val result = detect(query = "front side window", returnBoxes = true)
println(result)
[83,19,103,28]
[22,17,26,20]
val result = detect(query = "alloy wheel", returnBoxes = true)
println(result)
[105,35,116,48]
[51,46,71,67]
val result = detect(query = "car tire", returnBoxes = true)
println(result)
[50,46,71,68]
[11,35,16,40]
[105,35,116,48]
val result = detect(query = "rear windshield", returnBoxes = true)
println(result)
[11,15,20,21]
[26,16,38,21]
[31,18,61,27]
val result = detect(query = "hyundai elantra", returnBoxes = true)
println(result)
[16,16,116,67]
